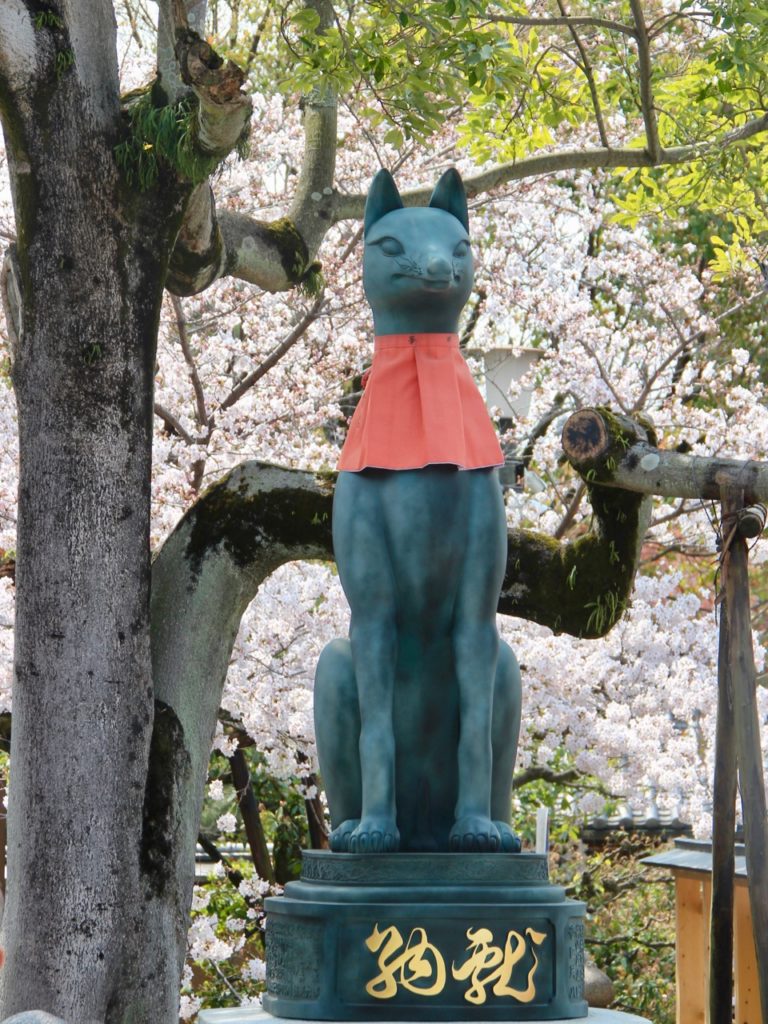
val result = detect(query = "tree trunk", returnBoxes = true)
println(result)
[0,6,186,1018]
[146,462,334,1011]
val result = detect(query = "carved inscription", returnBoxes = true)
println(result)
[452,926,547,1005]
[365,924,446,998]
[266,916,323,1000]
[364,923,548,1004]
[566,920,585,1001]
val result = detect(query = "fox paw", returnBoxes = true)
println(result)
[349,817,400,853]
[329,819,360,852]
[494,820,522,853]
[449,816,500,852]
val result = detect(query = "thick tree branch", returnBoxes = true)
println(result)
[150,438,651,910]
[330,112,768,221]
[156,0,207,103]
[484,14,637,38]
[229,747,276,883]
[288,0,338,258]
[167,183,224,295]
[562,408,768,504]
[149,462,335,990]
[501,413,654,637]
[175,30,251,158]
[168,0,336,295]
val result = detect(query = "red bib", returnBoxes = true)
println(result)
[338,333,504,472]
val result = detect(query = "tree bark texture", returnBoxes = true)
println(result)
[562,407,768,503]
[147,462,334,1010]
[0,4,243,1020]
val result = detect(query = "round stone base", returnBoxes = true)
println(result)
[198,1008,651,1024]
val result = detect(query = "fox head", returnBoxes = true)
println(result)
[362,169,474,335]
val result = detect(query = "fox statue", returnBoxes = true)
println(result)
[314,168,522,855]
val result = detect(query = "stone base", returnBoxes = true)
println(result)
[260,852,588,1021]
[199,1009,651,1024]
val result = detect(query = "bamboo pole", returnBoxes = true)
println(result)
[720,484,768,1024]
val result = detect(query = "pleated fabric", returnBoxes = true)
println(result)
[338,333,504,472]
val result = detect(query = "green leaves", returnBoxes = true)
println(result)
[239,0,768,250]
[114,87,248,191]
[291,7,321,32]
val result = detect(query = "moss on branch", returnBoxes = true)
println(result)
[500,410,655,638]
[177,413,651,641]
[182,464,334,577]
[502,486,646,638]
[114,82,249,191]
[265,218,324,295]
[141,700,190,897]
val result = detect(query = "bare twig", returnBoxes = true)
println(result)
[219,294,325,412]
[632,289,768,412]
[154,402,198,445]
[629,0,661,163]
[556,0,609,148]
[197,832,244,889]
[171,295,209,429]
[554,480,586,540]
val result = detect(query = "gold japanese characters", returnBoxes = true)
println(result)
[364,923,548,1005]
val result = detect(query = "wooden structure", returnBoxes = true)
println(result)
[643,839,759,1024]
[563,409,768,1024]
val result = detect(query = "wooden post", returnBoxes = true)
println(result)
[720,485,768,1024]
[676,873,708,1024]
[709,591,737,1024]
[734,881,760,1024]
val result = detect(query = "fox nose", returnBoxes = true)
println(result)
[426,255,451,278]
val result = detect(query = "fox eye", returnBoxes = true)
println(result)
[453,241,470,258]
[376,237,405,256]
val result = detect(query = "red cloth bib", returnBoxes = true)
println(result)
[338,333,504,472]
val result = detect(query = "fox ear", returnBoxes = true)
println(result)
[364,169,404,235]
[428,168,469,232]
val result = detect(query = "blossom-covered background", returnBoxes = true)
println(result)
[1,0,767,1017]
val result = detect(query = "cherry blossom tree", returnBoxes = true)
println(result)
[1,0,768,1020]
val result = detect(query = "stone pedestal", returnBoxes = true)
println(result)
[259,852,587,1021]
[199,1009,651,1024]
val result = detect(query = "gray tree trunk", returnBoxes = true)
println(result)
[0,3,187,1018]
